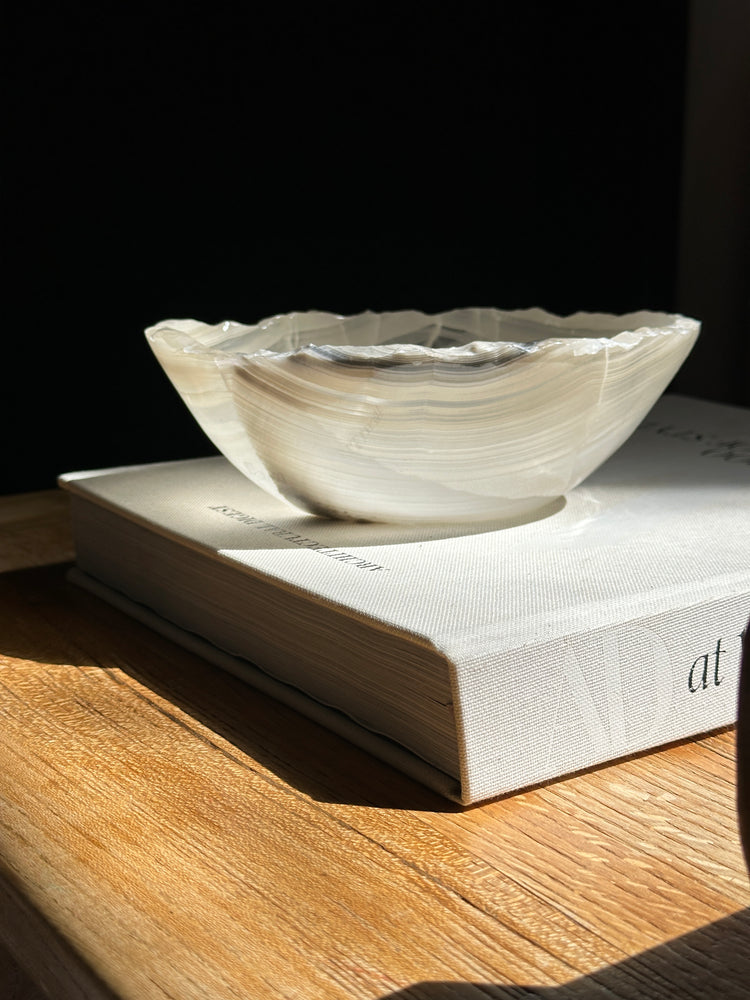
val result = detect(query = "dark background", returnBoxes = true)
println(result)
[5,2,748,496]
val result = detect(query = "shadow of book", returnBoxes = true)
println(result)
[380,908,750,999]
[0,562,457,810]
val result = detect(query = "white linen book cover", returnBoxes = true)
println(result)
[59,394,750,804]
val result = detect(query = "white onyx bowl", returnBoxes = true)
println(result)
[145,308,699,523]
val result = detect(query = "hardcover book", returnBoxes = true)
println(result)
[59,394,750,804]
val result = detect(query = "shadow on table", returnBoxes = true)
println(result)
[0,562,460,811]
[381,907,750,999]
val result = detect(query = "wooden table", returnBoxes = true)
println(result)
[1,491,748,999]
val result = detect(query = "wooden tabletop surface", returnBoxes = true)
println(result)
[1,490,748,999]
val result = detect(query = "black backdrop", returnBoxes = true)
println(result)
[7,2,741,496]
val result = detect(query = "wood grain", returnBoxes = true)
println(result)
[1,491,748,999]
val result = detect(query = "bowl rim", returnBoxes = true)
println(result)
[145,307,700,366]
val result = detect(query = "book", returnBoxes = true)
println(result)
[59,394,750,805]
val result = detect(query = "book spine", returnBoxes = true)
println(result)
[451,592,749,803]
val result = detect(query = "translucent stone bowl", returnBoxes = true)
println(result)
[145,308,699,523]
